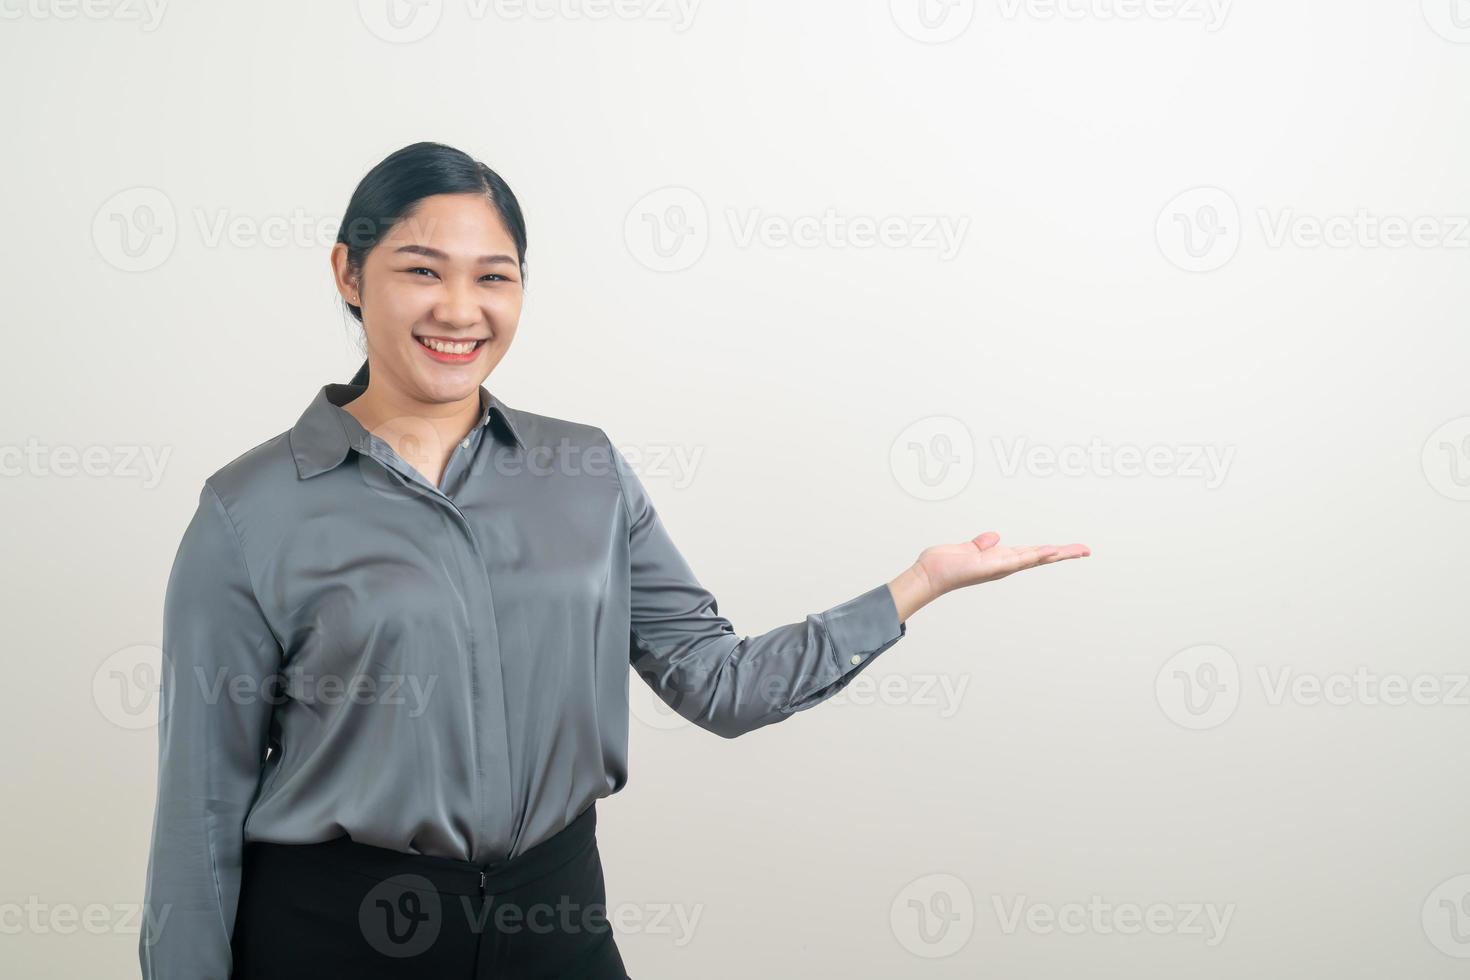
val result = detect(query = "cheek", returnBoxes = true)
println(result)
[364,285,428,339]
[486,294,523,330]
[381,285,433,322]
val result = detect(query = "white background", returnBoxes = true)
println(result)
[3,1,1468,976]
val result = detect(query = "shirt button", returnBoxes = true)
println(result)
[849,654,862,665]
[460,437,471,449]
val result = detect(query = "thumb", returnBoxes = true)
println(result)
[971,531,1001,551]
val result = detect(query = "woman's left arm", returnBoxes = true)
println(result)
[607,437,1089,739]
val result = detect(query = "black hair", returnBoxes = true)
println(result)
[336,141,528,385]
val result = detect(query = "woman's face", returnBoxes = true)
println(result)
[333,192,523,404]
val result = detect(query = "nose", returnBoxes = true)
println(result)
[431,276,483,330]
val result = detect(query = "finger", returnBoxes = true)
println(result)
[1006,546,1056,570]
[970,531,1001,551]
[1020,543,1090,558]
[1033,544,1090,563]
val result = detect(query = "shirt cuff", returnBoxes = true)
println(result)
[823,581,906,665]
[787,583,908,713]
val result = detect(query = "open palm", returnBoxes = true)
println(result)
[914,531,1091,597]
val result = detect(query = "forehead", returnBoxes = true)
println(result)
[380,193,515,252]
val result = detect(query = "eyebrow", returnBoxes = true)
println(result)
[393,244,518,265]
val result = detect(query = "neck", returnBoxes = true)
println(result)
[342,381,482,462]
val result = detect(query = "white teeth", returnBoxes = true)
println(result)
[418,337,480,355]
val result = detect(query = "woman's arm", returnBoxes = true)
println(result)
[139,484,281,980]
[609,437,1088,739]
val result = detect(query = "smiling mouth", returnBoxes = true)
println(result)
[414,335,488,356]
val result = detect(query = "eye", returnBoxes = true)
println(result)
[481,274,509,283]
[407,266,438,278]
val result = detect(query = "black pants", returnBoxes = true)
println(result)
[231,802,629,979]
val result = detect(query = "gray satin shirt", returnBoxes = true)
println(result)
[139,363,908,979]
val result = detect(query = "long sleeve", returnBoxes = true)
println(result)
[611,441,907,739]
[139,483,281,980]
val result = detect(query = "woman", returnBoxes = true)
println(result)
[137,141,1090,980]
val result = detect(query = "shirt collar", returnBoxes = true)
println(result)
[290,359,525,480]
